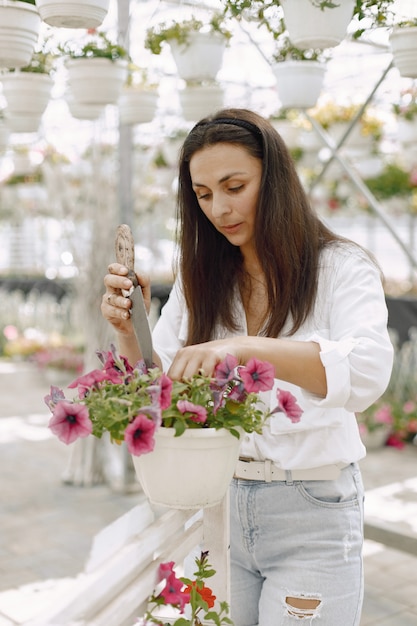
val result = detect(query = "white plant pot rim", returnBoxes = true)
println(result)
[36,0,110,29]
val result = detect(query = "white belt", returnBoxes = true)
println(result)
[234,458,349,482]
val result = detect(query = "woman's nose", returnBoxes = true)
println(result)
[211,193,231,218]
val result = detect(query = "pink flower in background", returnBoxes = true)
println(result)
[374,405,394,424]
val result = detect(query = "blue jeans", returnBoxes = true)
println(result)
[230,464,364,625]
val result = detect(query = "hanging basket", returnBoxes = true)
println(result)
[118,88,159,125]
[66,57,128,106]
[1,72,53,133]
[0,1,41,69]
[272,61,326,109]
[169,32,227,82]
[36,0,110,29]
[66,96,104,121]
[389,26,417,79]
[132,427,241,509]
[280,0,355,49]
[179,84,224,122]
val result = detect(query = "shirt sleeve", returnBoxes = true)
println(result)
[303,247,394,413]
[152,280,187,372]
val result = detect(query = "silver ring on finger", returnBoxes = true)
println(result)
[107,294,112,304]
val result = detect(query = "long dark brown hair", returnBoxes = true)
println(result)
[176,108,347,345]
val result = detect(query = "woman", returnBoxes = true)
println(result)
[102,108,393,625]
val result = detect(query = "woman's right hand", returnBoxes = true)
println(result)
[102,263,151,336]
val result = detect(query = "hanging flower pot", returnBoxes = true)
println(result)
[118,87,159,125]
[36,0,110,29]
[272,60,326,109]
[66,57,128,105]
[0,1,41,69]
[132,427,241,509]
[0,119,10,153]
[170,32,227,82]
[66,94,104,121]
[1,71,53,133]
[280,0,355,49]
[389,26,417,79]
[179,83,224,122]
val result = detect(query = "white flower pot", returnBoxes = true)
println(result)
[1,72,53,133]
[0,121,10,153]
[397,119,417,144]
[179,84,224,122]
[66,57,128,106]
[118,88,159,125]
[0,1,41,69]
[1,72,53,116]
[272,61,326,109]
[132,427,241,509]
[169,32,227,82]
[360,426,391,450]
[66,96,104,121]
[281,0,355,49]
[270,119,300,149]
[36,0,110,28]
[389,26,417,79]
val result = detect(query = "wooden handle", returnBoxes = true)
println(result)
[114,224,138,291]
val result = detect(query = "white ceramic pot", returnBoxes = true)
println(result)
[66,57,128,106]
[1,72,53,116]
[66,97,104,121]
[272,61,326,109]
[0,121,10,153]
[169,32,227,82]
[0,1,41,69]
[270,119,300,149]
[179,84,224,122]
[280,0,355,49]
[397,118,417,145]
[360,426,391,450]
[118,88,159,125]
[132,427,241,509]
[389,26,417,79]
[36,0,110,28]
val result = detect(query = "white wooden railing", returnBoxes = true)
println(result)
[10,496,229,626]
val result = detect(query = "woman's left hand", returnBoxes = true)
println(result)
[167,340,239,380]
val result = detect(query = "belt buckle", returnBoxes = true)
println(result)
[239,456,254,463]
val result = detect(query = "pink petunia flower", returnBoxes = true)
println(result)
[48,401,92,444]
[158,374,173,410]
[44,385,66,412]
[158,561,175,582]
[374,405,394,424]
[124,414,156,456]
[159,572,190,612]
[275,389,303,423]
[68,369,108,390]
[177,400,207,424]
[239,358,275,393]
[214,354,239,386]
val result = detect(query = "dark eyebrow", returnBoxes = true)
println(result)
[192,171,247,188]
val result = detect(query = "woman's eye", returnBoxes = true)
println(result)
[229,185,243,193]
[197,193,210,201]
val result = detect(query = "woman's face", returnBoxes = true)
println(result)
[189,142,262,254]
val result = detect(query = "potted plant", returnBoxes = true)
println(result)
[61,29,130,106]
[271,37,328,109]
[144,13,232,82]
[389,18,417,79]
[223,1,395,48]
[0,0,41,69]
[309,99,384,153]
[118,65,159,126]
[393,86,417,144]
[178,80,225,123]
[36,0,110,29]
[44,346,303,508]
[1,37,57,133]
[137,551,232,626]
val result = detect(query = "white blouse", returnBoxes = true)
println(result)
[152,243,394,469]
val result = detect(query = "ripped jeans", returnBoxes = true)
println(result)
[230,464,364,625]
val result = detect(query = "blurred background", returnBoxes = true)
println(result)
[1,0,417,477]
